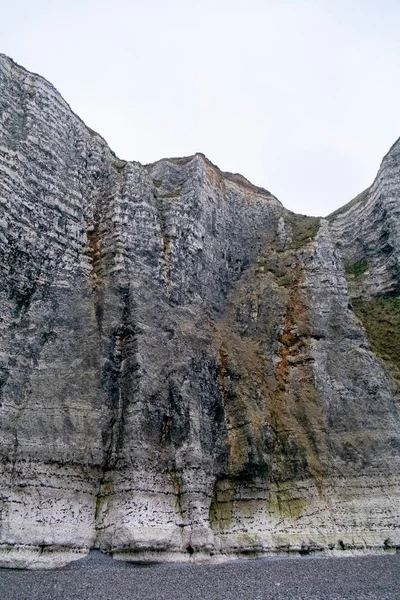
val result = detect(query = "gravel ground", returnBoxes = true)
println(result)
[1,550,399,600]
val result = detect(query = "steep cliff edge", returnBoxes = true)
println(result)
[329,139,400,383]
[0,54,399,568]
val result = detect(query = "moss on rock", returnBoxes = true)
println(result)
[353,297,400,381]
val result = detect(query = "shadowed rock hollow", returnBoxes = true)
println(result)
[0,54,399,568]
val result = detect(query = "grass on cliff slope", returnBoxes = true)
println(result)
[353,297,400,379]
[345,259,368,279]
[159,185,182,199]
[290,216,321,250]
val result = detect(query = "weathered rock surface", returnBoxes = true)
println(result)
[0,54,399,568]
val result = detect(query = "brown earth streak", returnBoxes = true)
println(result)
[212,254,328,484]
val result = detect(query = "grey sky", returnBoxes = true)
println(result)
[2,0,400,216]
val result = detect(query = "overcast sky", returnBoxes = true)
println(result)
[2,0,400,216]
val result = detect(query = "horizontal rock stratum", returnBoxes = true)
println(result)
[0,54,399,569]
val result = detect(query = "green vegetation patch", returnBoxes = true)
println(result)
[353,297,400,379]
[266,264,286,278]
[209,479,235,530]
[255,259,293,287]
[269,487,306,520]
[288,215,321,250]
[159,185,182,199]
[345,259,368,279]
[254,251,297,289]
[277,275,293,287]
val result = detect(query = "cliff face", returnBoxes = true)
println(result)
[0,54,399,568]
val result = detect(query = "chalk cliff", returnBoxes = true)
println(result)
[0,54,399,568]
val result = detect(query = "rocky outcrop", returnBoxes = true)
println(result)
[329,138,400,299]
[0,54,399,568]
